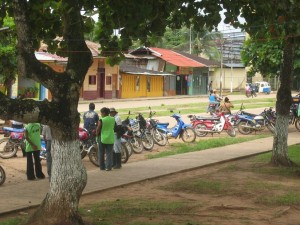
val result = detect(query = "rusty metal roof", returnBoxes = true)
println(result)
[146,47,206,68]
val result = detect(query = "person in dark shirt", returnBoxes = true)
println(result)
[83,103,99,132]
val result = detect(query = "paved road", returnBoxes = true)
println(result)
[77,93,276,113]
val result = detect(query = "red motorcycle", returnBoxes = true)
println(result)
[188,112,236,137]
[78,127,99,166]
[0,127,26,159]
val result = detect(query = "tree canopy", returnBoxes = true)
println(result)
[0,1,299,224]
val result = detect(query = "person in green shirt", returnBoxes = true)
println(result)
[24,123,45,180]
[96,107,116,171]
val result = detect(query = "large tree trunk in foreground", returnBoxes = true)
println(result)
[271,40,294,166]
[26,140,87,225]
[9,1,93,224]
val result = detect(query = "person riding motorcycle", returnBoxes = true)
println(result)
[207,90,221,114]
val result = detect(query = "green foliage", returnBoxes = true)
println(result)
[0,15,17,90]
[241,34,284,77]
[241,33,300,78]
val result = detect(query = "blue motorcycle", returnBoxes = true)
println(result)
[156,111,196,143]
[235,104,276,135]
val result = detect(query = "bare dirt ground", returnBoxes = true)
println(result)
[0,127,300,225]
[79,156,300,225]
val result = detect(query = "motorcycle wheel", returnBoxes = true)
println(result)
[181,127,196,143]
[152,129,167,146]
[226,125,236,137]
[194,124,208,137]
[131,137,144,154]
[79,141,87,159]
[237,121,253,135]
[88,145,99,167]
[295,118,300,132]
[0,138,18,159]
[0,165,6,186]
[141,132,154,151]
[121,142,129,164]
[266,123,276,134]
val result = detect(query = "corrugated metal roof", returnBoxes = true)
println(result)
[149,47,206,68]
[172,50,219,67]
[120,65,174,76]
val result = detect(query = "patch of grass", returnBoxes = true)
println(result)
[220,164,241,172]
[251,145,300,177]
[147,134,270,159]
[257,192,300,206]
[0,218,23,225]
[80,199,199,225]
[162,179,226,195]
[78,98,276,119]
[245,181,283,191]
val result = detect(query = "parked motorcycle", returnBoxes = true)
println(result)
[188,112,236,137]
[122,112,154,152]
[0,165,6,185]
[236,105,276,135]
[146,108,168,146]
[156,111,196,142]
[0,127,25,159]
[79,127,130,166]
[136,113,155,151]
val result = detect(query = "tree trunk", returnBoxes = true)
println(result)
[271,40,294,166]
[271,115,292,166]
[26,139,87,225]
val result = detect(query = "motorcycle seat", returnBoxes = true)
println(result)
[241,112,257,117]
[2,127,25,133]
[196,116,219,121]
[157,122,169,126]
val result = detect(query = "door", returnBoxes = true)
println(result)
[176,75,188,95]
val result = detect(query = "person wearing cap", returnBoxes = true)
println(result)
[109,107,123,169]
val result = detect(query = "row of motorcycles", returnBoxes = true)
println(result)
[78,108,197,166]
[0,97,299,174]
[190,103,277,138]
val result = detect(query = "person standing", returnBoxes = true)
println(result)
[96,107,115,171]
[83,103,99,133]
[219,97,234,115]
[109,107,123,169]
[208,81,213,93]
[24,123,45,180]
[42,125,52,180]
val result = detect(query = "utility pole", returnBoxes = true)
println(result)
[189,26,192,54]
[219,38,223,96]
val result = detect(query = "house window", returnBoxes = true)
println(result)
[89,75,96,85]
